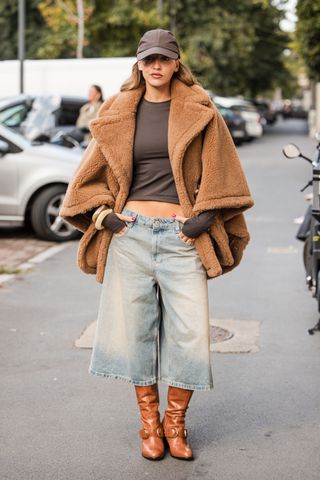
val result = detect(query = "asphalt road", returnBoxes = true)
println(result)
[1,118,320,480]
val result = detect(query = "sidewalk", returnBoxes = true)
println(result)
[0,224,70,284]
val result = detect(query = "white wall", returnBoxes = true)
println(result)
[0,57,136,99]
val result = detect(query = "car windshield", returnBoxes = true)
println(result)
[0,104,29,128]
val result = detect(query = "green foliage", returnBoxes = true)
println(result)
[0,0,296,97]
[296,0,320,81]
[85,0,166,57]
[0,0,50,60]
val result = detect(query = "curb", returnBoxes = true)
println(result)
[0,241,75,286]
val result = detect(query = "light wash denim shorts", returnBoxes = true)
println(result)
[88,206,214,391]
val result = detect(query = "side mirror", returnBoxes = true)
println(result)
[282,143,301,159]
[0,139,9,156]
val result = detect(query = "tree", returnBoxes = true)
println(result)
[168,0,290,96]
[0,0,293,97]
[0,0,50,60]
[86,0,291,97]
[37,0,93,58]
[296,0,320,81]
[85,0,165,58]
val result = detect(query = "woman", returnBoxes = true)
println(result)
[59,28,254,461]
[76,84,104,141]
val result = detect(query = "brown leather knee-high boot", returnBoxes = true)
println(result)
[161,386,194,460]
[134,384,165,460]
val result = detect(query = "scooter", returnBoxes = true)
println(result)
[283,132,320,334]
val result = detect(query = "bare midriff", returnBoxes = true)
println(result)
[124,200,185,218]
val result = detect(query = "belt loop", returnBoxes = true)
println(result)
[174,220,180,233]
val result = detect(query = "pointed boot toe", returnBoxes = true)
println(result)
[162,386,195,461]
[139,424,165,460]
[162,423,194,460]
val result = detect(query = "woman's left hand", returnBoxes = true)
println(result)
[172,214,195,245]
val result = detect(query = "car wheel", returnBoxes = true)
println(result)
[30,185,81,242]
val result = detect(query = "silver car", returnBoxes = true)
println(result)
[0,124,82,241]
[213,96,263,140]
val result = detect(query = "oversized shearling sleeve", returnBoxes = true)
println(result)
[59,138,115,233]
[191,105,254,275]
[192,106,254,220]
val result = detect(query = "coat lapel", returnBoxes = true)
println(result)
[89,77,215,198]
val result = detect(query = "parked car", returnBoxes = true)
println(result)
[213,96,263,140]
[250,99,277,125]
[0,123,82,242]
[0,94,87,139]
[281,100,308,119]
[214,103,246,145]
[205,90,246,144]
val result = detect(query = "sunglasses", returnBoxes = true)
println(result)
[142,54,173,65]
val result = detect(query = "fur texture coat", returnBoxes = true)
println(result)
[59,77,254,284]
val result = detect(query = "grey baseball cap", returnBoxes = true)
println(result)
[136,28,180,61]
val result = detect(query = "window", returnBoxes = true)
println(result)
[0,104,30,128]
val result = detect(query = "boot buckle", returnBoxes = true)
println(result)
[167,426,179,438]
[156,425,164,437]
[164,426,188,438]
[139,428,150,439]
[139,425,164,439]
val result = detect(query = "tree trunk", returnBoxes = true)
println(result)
[76,0,84,58]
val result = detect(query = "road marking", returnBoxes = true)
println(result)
[246,215,289,223]
[247,215,306,226]
[75,321,96,349]
[267,245,298,254]
[0,241,75,286]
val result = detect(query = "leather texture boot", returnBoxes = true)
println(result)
[134,384,165,460]
[162,386,194,460]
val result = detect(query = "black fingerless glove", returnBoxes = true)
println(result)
[101,211,127,233]
[181,210,217,238]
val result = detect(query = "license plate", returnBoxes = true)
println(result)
[233,130,245,137]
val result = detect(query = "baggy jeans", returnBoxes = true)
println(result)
[88,206,214,391]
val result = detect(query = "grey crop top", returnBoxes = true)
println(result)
[126,97,180,204]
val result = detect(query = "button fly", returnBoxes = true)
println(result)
[153,220,161,232]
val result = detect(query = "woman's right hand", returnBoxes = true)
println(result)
[102,212,136,236]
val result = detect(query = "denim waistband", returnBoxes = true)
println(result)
[122,206,181,231]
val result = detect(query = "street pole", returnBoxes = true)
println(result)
[157,0,163,17]
[18,0,25,94]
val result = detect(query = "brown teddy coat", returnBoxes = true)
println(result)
[59,77,254,284]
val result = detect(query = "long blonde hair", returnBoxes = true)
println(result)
[120,60,200,91]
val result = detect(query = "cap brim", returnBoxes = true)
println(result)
[137,47,179,61]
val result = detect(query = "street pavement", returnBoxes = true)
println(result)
[1,118,320,480]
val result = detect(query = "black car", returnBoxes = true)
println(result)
[205,90,247,145]
[250,99,277,125]
[214,103,246,145]
[281,101,308,119]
